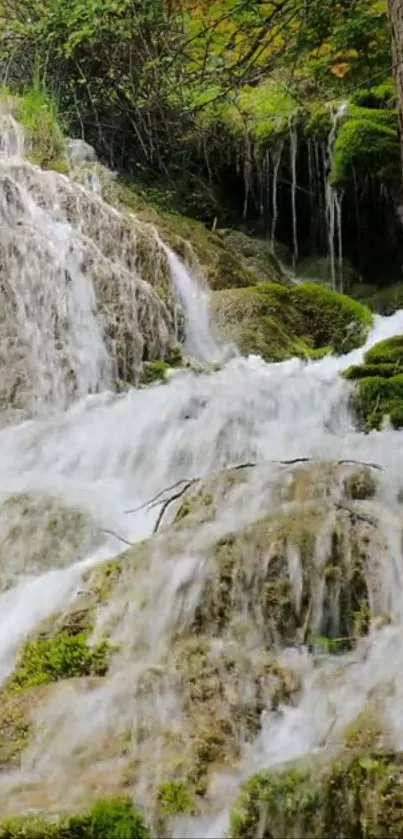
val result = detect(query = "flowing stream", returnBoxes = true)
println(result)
[1,115,403,830]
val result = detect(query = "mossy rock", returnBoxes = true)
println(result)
[331,104,400,187]
[0,796,150,838]
[229,750,403,838]
[0,686,43,772]
[214,229,285,287]
[344,336,403,429]
[173,634,299,792]
[190,504,377,649]
[211,282,371,361]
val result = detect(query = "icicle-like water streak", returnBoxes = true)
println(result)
[289,124,298,268]
[324,102,347,291]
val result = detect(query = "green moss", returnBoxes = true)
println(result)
[353,374,403,430]
[189,500,371,650]
[344,337,403,430]
[331,105,400,187]
[344,363,399,380]
[156,780,196,816]
[0,797,150,838]
[140,360,169,385]
[365,336,403,366]
[343,468,377,500]
[290,283,372,354]
[0,690,34,770]
[229,751,403,838]
[165,342,183,367]
[212,282,372,361]
[5,632,112,694]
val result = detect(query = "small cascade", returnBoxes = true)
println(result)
[324,102,347,291]
[162,244,225,363]
[289,123,299,268]
[0,112,225,419]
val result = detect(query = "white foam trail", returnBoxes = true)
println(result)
[163,244,225,362]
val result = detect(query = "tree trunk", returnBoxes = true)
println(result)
[389,0,403,183]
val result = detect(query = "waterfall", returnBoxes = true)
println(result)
[0,115,221,418]
[2,110,403,835]
[162,244,224,363]
[324,102,347,291]
[289,123,298,268]
[271,140,283,250]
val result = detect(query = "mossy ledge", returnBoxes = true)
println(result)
[0,796,150,838]
[229,750,403,839]
[211,282,372,361]
[344,335,403,430]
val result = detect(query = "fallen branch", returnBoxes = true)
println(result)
[124,478,193,515]
[334,503,378,528]
[153,479,197,533]
[99,528,134,547]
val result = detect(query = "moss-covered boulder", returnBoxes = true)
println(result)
[344,336,403,429]
[229,750,403,838]
[211,282,372,361]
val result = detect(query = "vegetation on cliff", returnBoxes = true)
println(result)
[229,750,403,838]
[345,335,403,429]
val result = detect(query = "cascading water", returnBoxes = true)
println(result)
[270,140,283,250]
[324,102,347,291]
[1,112,403,834]
[289,123,298,269]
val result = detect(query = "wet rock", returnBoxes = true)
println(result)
[67,138,97,164]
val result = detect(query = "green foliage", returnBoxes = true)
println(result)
[0,797,150,838]
[6,632,111,693]
[16,82,67,170]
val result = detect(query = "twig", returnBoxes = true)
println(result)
[99,528,134,547]
[125,458,384,522]
[334,503,378,528]
[153,479,197,534]
[124,478,193,515]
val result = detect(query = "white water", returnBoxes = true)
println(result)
[289,125,298,268]
[162,243,224,363]
[324,102,347,291]
[1,114,403,831]
[270,140,283,250]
